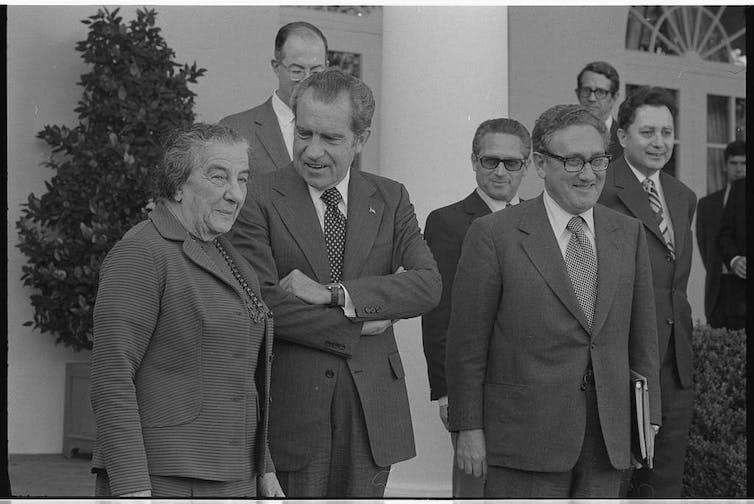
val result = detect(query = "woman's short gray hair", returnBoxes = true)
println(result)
[152,123,248,201]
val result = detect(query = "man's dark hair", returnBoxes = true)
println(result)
[617,86,677,131]
[472,118,532,158]
[532,104,607,154]
[291,69,375,138]
[724,140,746,161]
[576,61,620,95]
[274,22,328,60]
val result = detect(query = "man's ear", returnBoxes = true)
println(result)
[617,128,627,148]
[355,129,371,152]
[532,152,547,179]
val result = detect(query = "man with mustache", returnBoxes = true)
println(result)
[575,61,622,160]
[421,118,530,497]
[599,86,697,498]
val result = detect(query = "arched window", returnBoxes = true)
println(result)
[626,6,746,66]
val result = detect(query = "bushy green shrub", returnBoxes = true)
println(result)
[16,7,205,351]
[682,325,746,497]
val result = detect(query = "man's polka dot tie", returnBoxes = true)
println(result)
[321,187,346,283]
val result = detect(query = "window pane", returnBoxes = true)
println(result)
[707,95,730,143]
[735,98,746,140]
[706,147,726,194]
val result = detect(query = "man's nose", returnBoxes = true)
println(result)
[304,137,324,158]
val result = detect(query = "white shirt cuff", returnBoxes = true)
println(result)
[731,255,744,269]
[340,284,356,317]
[436,396,448,406]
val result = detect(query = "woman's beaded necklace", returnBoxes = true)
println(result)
[213,239,272,324]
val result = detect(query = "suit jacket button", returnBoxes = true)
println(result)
[665,254,673,262]
[325,369,335,378]
[666,318,674,325]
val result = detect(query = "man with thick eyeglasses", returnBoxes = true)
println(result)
[446,104,660,498]
[575,61,622,159]
[222,22,328,176]
[599,86,697,498]
[421,118,530,497]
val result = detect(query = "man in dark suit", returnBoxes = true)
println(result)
[576,61,622,159]
[230,70,441,497]
[697,140,746,328]
[421,117,530,497]
[599,86,697,497]
[221,22,328,176]
[718,177,746,330]
[446,104,660,498]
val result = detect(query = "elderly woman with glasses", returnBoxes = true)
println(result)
[90,123,283,498]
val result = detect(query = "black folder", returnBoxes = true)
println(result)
[630,369,654,469]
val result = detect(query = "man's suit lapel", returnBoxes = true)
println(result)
[462,191,492,220]
[271,167,331,283]
[660,170,689,259]
[342,171,384,280]
[611,157,666,245]
[590,206,622,338]
[520,196,591,334]
[255,98,291,170]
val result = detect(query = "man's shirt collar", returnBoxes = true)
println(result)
[271,90,294,124]
[476,188,520,212]
[542,188,595,237]
[307,168,351,209]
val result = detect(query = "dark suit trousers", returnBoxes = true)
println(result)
[450,431,485,497]
[714,275,747,330]
[95,472,256,497]
[629,332,694,498]
[276,360,390,498]
[484,374,622,498]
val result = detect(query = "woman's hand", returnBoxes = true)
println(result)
[258,472,285,497]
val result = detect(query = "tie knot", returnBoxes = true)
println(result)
[642,178,656,194]
[566,216,586,235]
[321,187,343,207]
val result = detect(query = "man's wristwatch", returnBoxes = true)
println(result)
[326,283,344,307]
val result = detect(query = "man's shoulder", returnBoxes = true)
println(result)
[594,201,642,228]
[248,164,296,194]
[698,189,724,211]
[427,195,472,220]
[355,170,409,198]
[660,170,696,202]
[220,98,272,126]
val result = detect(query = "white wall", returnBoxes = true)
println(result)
[7,5,279,455]
[379,6,509,496]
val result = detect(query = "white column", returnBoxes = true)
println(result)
[379,6,508,497]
